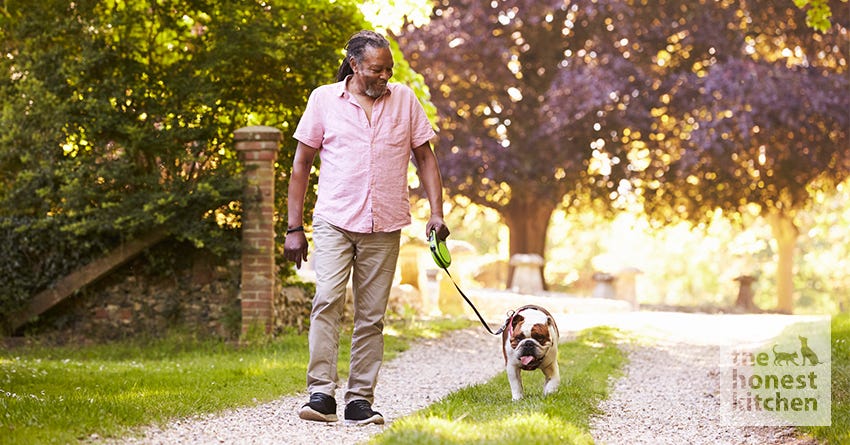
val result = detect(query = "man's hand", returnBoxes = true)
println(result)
[283,231,309,269]
[426,215,450,242]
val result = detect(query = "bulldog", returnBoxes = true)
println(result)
[502,305,560,401]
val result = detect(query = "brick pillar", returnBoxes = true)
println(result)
[235,126,280,336]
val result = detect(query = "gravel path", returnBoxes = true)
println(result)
[112,312,824,445]
[589,341,818,445]
[115,328,504,445]
[585,313,823,445]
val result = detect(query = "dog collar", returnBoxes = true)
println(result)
[428,229,451,268]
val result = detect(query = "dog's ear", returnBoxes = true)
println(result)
[511,314,524,329]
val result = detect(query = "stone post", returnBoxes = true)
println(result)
[509,253,545,294]
[591,272,617,299]
[616,267,641,309]
[734,275,758,312]
[235,126,280,336]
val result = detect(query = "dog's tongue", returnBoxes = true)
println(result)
[521,355,534,366]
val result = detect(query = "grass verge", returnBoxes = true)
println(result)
[799,313,849,444]
[0,317,472,444]
[368,326,628,445]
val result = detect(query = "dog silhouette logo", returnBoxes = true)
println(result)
[771,336,821,367]
[799,335,820,366]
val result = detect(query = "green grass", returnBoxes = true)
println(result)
[800,313,850,444]
[368,326,628,445]
[0,317,472,445]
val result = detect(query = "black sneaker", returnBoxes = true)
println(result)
[298,393,338,422]
[344,399,384,426]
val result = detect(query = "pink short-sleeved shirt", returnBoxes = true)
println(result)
[293,78,436,233]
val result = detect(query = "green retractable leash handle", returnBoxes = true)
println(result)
[428,229,452,268]
[428,229,508,336]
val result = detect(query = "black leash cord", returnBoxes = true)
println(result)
[440,266,508,336]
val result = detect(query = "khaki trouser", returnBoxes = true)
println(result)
[306,217,400,404]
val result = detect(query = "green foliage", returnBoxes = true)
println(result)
[370,327,627,445]
[793,0,835,31]
[0,0,369,319]
[800,313,850,442]
[0,216,115,331]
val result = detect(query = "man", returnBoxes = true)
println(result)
[284,30,449,426]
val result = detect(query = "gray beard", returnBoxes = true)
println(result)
[365,84,386,99]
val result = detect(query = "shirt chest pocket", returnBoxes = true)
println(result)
[381,117,410,149]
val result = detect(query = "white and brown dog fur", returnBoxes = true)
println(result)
[501,305,560,400]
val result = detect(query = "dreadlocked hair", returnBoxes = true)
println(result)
[336,30,390,82]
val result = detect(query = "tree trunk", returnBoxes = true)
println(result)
[767,211,798,314]
[502,196,556,290]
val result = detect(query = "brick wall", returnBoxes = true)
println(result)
[234,126,280,335]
